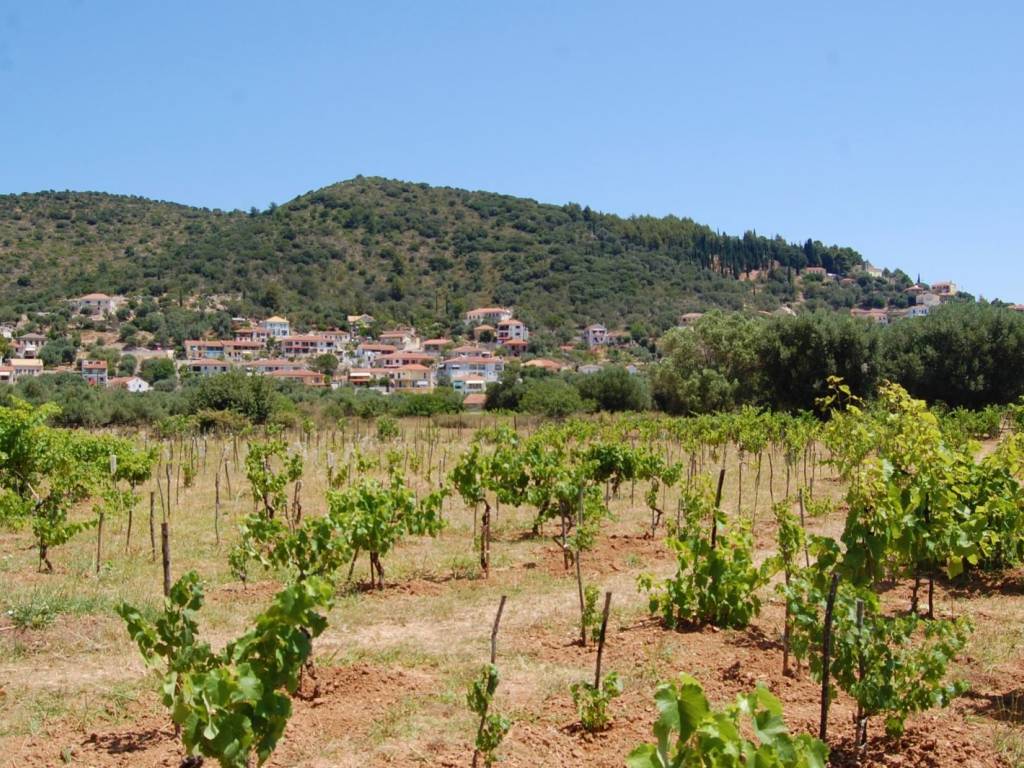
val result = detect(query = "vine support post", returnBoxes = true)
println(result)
[214,471,221,548]
[95,511,104,576]
[575,488,586,646]
[148,491,156,561]
[819,571,840,742]
[490,594,507,664]
[855,597,867,748]
[798,488,810,568]
[782,569,792,677]
[161,521,171,597]
[711,468,725,549]
[594,592,612,688]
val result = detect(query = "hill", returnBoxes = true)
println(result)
[0,178,910,333]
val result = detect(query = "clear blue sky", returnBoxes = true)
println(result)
[2,2,1021,300]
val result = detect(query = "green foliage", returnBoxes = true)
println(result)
[244,439,303,519]
[466,664,510,768]
[0,398,152,570]
[0,181,874,337]
[187,370,276,424]
[140,357,177,384]
[376,414,400,442]
[327,469,446,587]
[626,673,828,768]
[785,569,971,737]
[118,572,333,768]
[229,513,351,583]
[519,377,586,418]
[640,499,773,629]
[649,312,762,414]
[570,671,623,732]
[572,366,651,412]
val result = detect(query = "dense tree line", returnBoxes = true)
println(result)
[648,302,1024,413]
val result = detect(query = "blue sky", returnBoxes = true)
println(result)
[2,2,1021,300]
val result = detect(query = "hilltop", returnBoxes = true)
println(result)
[0,177,912,332]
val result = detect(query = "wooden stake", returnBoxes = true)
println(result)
[819,572,840,742]
[148,491,156,560]
[161,521,171,597]
[490,595,507,665]
[594,592,612,687]
[95,511,104,575]
[214,471,221,547]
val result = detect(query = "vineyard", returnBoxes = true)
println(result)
[2,388,1024,767]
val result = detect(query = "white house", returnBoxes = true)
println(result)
[71,293,121,314]
[496,319,529,342]
[582,324,608,348]
[260,316,291,339]
[10,358,43,382]
[109,375,151,393]
[465,307,513,326]
[439,355,505,383]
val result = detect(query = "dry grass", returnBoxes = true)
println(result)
[0,421,1020,767]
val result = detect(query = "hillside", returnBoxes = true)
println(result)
[0,178,909,333]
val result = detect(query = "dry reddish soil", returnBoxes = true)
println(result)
[2,521,1019,767]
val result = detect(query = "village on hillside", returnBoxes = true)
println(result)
[0,272,1001,404]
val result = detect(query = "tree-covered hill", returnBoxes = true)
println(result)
[0,178,909,333]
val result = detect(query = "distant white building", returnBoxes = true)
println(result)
[71,293,121,314]
[582,324,608,348]
[465,307,513,326]
[260,316,291,339]
[109,375,151,393]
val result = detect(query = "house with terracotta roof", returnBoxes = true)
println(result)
[386,364,434,391]
[378,328,419,350]
[356,342,398,366]
[344,368,384,387]
[500,338,528,357]
[10,358,43,382]
[449,344,493,358]
[13,333,46,359]
[465,307,513,325]
[472,324,496,342]
[496,318,529,342]
[185,339,226,360]
[0,365,13,385]
[524,358,565,373]
[850,308,889,325]
[233,325,270,345]
[280,334,337,358]
[463,393,487,411]
[439,355,505,382]
[268,369,326,387]
[347,314,375,328]
[373,351,435,369]
[931,281,959,302]
[240,358,304,375]
[224,340,265,361]
[80,360,108,386]
[422,338,453,355]
[260,316,291,339]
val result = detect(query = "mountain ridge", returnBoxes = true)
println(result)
[0,177,914,334]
